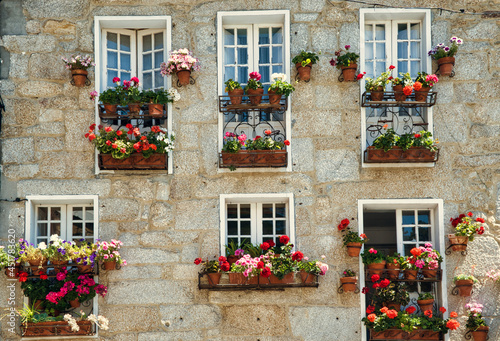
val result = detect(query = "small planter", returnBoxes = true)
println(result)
[296,62,312,81]
[370,329,405,340]
[77,264,93,274]
[267,90,282,104]
[51,260,68,274]
[29,259,48,275]
[448,234,468,251]
[340,276,357,292]
[393,84,407,101]
[206,272,222,287]
[366,261,386,276]
[99,153,168,170]
[263,273,295,285]
[176,70,191,86]
[384,301,401,311]
[340,63,357,82]
[409,329,441,340]
[455,279,474,296]
[299,271,317,284]
[437,57,455,76]
[228,89,244,105]
[103,104,118,115]
[22,320,93,337]
[71,69,89,87]
[366,146,438,163]
[385,263,400,280]
[470,326,489,341]
[346,242,362,257]
[228,273,258,285]
[220,150,287,168]
[404,269,418,280]
[417,298,435,312]
[370,86,385,101]
[102,261,117,271]
[227,255,240,265]
[69,299,80,308]
[148,103,164,117]
[33,299,44,311]
[415,87,430,102]
[127,103,141,115]
[246,88,264,105]
[421,268,438,279]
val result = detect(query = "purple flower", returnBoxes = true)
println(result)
[444,46,450,52]
[329,58,336,67]
[345,45,350,50]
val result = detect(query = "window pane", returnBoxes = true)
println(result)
[237,47,248,64]
[272,27,283,44]
[107,32,117,49]
[404,244,416,256]
[121,53,131,71]
[275,204,286,218]
[397,23,408,39]
[227,204,237,218]
[419,226,430,241]
[263,204,273,218]
[224,47,235,65]
[259,28,269,44]
[108,51,118,68]
[73,207,83,220]
[73,222,83,236]
[403,226,416,241]
[375,25,385,40]
[108,70,118,88]
[418,211,430,224]
[410,23,420,39]
[224,67,235,82]
[272,65,282,74]
[143,53,152,70]
[224,29,234,45]
[237,29,247,45]
[51,207,61,220]
[227,221,238,235]
[37,223,47,236]
[237,67,248,83]
[240,221,251,235]
[155,52,163,68]
[38,207,48,220]
[375,62,386,76]
[122,72,131,80]
[154,71,163,89]
[402,211,415,225]
[272,46,282,64]
[143,72,152,89]
[365,43,373,60]
[410,61,420,78]
[85,207,93,221]
[410,42,420,58]
[51,222,61,236]
[398,42,408,59]
[263,220,273,235]
[376,43,386,59]
[365,24,373,41]
[143,34,152,52]
[240,204,251,218]
[228,237,239,245]
[398,61,408,75]
[154,32,163,49]
[121,34,131,52]
[259,46,270,64]
[365,61,373,77]
[259,65,270,84]
[276,220,286,235]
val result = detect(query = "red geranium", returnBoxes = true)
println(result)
[386,309,398,319]
[475,217,485,223]
[439,307,446,313]
[39,271,48,280]
[279,235,290,245]
[257,261,265,269]
[372,283,380,289]
[424,310,433,318]
[410,247,422,257]
[284,140,290,146]
[362,287,369,294]
[467,212,473,217]
[405,306,416,314]
[380,279,390,288]
[446,319,460,330]
[367,314,376,323]
[366,305,375,314]
[380,307,389,314]
[194,258,202,265]
[18,272,28,282]
[292,251,304,261]
[265,239,275,247]
[388,65,395,70]
[371,274,380,282]
[450,311,458,318]
[220,261,230,272]
[261,267,271,277]
[260,242,270,251]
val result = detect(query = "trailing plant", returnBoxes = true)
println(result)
[61,55,95,71]
[465,302,487,331]
[160,48,200,76]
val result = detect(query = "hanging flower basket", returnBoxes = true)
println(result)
[99,154,168,170]
[22,321,93,337]
[366,146,438,163]
[220,150,287,168]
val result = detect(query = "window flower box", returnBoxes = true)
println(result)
[370,329,442,340]
[99,153,168,170]
[22,320,93,337]
[365,146,438,163]
[198,271,319,290]
[220,150,287,168]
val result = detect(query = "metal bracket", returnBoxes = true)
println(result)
[177,76,195,87]
[338,72,345,82]
[337,282,360,294]
[445,243,468,256]
[70,74,91,86]
[464,329,489,340]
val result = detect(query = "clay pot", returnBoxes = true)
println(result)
[437,56,455,76]
[71,69,88,87]
[346,242,362,257]
[296,62,312,81]
[227,255,239,265]
[148,103,164,117]
[299,271,317,284]
[341,63,357,82]
[267,90,282,104]
[103,261,117,270]
[29,259,48,275]
[176,70,191,86]
[370,86,385,101]
[422,268,438,279]
[448,234,468,251]
[393,84,407,101]
[206,272,222,287]
[340,276,357,292]
[417,298,434,313]
[228,89,244,105]
[404,269,418,280]
[103,104,118,115]
[77,264,93,274]
[228,273,258,285]
[246,88,264,105]
[127,103,141,115]
[455,279,474,296]
[384,301,401,311]
[51,260,69,274]
[386,262,401,280]
[367,261,386,276]
[471,326,489,341]
[415,87,430,102]
[69,299,80,308]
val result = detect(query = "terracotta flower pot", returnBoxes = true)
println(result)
[33,300,44,311]
[455,279,474,296]
[69,299,80,308]
[370,86,385,101]
[404,269,418,280]
[371,329,406,340]
[227,255,240,265]
[148,103,164,117]
[393,84,407,101]
[346,242,362,257]
[296,62,312,81]
[228,273,258,285]
[437,56,455,76]
[228,88,244,105]
[341,63,357,81]
[220,150,287,168]
[448,234,468,251]
[246,88,264,105]
[77,264,93,274]
[417,298,434,312]
[29,259,48,275]
[340,276,357,292]
[384,301,401,311]
[206,272,222,286]
[422,268,438,279]
[267,90,282,104]
[415,87,430,102]
[127,103,141,115]
[51,260,69,274]
[103,104,118,115]
[471,326,489,341]
[299,271,317,284]
[71,69,88,87]
[266,273,294,284]
[176,70,191,86]
[367,261,386,276]
[103,260,117,270]
[22,320,93,337]
[386,262,400,280]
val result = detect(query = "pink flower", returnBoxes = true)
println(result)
[249,71,261,81]
[369,248,377,254]
[345,45,351,50]
[56,271,67,281]
[90,91,98,101]
[237,134,247,145]
[112,77,120,83]
[130,77,140,85]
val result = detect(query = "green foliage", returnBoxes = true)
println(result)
[331,45,359,68]
[224,79,242,92]
[361,249,385,265]
[364,67,393,91]
[391,72,413,87]
[244,78,263,91]
[292,50,320,66]
[268,76,295,96]
[418,292,434,300]
[125,85,142,104]
[372,128,399,152]
[98,87,122,105]
[343,269,356,277]
[21,279,52,301]
[374,282,410,307]
[453,274,478,283]
[372,129,438,152]
[270,243,297,279]
[245,136,285,151]
[142,88,174,104]
[297,260,322,275]
[225,240,249,257]
[385,253,401,266]
[200,258,220,273]
[466,312,487,331]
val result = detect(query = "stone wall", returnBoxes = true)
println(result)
[0,0,499,340]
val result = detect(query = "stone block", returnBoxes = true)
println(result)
[293,13,319,22]
[222,305,287,335]
[159,304,222,330]
[2,164,39,180]
[9,53,29,79]
[17,81,63,98]
[39,108,63,122]
[6,98,40,126]
[30,53,68,80]
[433,104,469,143]
[470,124,500,138]
[118,221,148,233]
[477,80,500,100]
[291,138,314,172]
[193,177,238,199]
[172,264,198,280]
[64,152,94,179]
[290,23,309,55]
[141,230,198,247]
[22,0,89,19]
[1,35,56,53]
[173,150,201,175]
[149,202,175,229]
[156,182,170,201]
[100,305,161,332]
[174,199,219,230]
[463,20,499,40]
[200,123,218,176]
[122,248,180,265]
[26,20,41,34]
[0,79,16,95]
[112,179,156,201]
[195,25,216,55]
[37,152,68,178]
[177,124,200,149]
[315,149,359,182]
[453,53,490,81]
[26,121,65,136]
[2,137,35,163]
[107,264,163,281]
[311,26,338,52]
[34,137,64,152]
[106,280,194,305]
[138,331,204,341]
[339,23,359,53]
[100,198,140,221]
[170,177,195,200]
[431,20,449,46]
[42,20,76,37]
[40,96,79,110]
[16,179,111,196]
[300,0,326,12]
[293,109,342,137]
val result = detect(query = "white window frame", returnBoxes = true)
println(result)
[357,198,448,341]
[359,9,434,168]
[217,10,292,173]
[93,16,173,175]
[219,193,295,255]
[24,195,99,340]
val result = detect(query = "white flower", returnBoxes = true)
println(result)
[38,242,47,250]
[50,234,60,242]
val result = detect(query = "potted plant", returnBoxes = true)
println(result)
[428,37,463,76]
[194,256,229,286]
[338,218,367,257]
[266,237,299,284]
[62,54,94,87]
[292,50,319,81]
[385,253,401,280]
[330,45,359,81]
[90,77,123,114]
[122,77,142,114]
[465,302,489,341]
[46,235,73,273]
[418,243,443,278]
[362,307,407,339]
[373,281,410,311]
[95,239,127,270]
[244,72,264,104]
[449,212,485,251]
[417,292,435,313]
[364,65,395,101]
[340,269,357,292]
[20,277,51,310]
[267,73,295,104]
[297,257,328,284]
[70,241,96,274]
[17,239,48,275]
[414,72,439,102]
[229,253,261,285]
[453,274,477,296]
[224,79,243,105]
[400,247,424,280]
[142,87,180,117]
[361,248,386,276]
[224,240,247,265]
[390,72,413,101]
[160,48,200,86]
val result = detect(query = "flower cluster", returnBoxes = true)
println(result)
[465,302,487,331]
[245,72,263,91]
[95,239,127,265]
[416,243,442,270]
[330,45,359,69]
[194,256,230,273]
[160,48,201,76]
[372,126,438,152]
[222,130,289,153]
[61,55,95,70]
[338,218,368,246]
[450,212,485,240]
[364,65,395,91]
[428,37,463,60]
[414,72,439,89]
[268,73,295,96]
[486,269,500,282]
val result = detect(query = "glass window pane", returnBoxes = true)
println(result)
[376,43,386,59]
[272,46,282,64]
[365,24,373,41]
[107,70,118,88]
[272,65,282,74]
[224,29,234,45]
[51,222,61,236]
[122,72,131,81]
[375,62,386,76]
[228,237,238,245]
[259,66,270,84]
[272,27,283,44]
[107,51,118,69]
[121,34,131,52]
[275,204,286,218]
[227,221,238,235]
[240,221,251,235]
[154,32,163,49]
[263,204,273,218]
[143,72,152,89]
[404,244,416,256]
[237,29,247,45]
[237,67,248,83]
[365,61,373,77]
[73,222,83,236]
[143,34,152,52]
[410,23,420,39]
[365,43,374,60]
[419,226,430,241]
[397,23,408,40]
[259,46,270,64]
[263,220,273,235]
[375,25,385,40]
[154,71,163,89]
[403,226,416,241]
[259,28,269,44]
[398,61,408,75]
[224,67,235,82]
[276,220,286,235]
[398,42,408,59]
[155,52,163,69]
[143,53,152,70]
[224,47,235,65]
[410,42,420,58]
[227,204,237,218]
[418,211,430,224]
[237,48,248,64]
[107,32,117,49]
[51,207,61,221]
[410,61,420,78]
[38,207,48,220]
[37,238,47,246]
[240,204,251,218]
[402,211,415,225]
[73,207,83,220]
[121,53,131,71]
[37,223,47,236]
[85,207,93,221]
